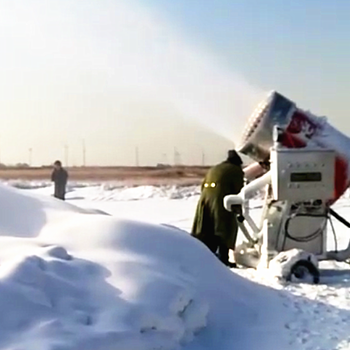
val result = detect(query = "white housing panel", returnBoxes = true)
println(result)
[271,148,335,202]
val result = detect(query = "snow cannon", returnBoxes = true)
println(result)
[239,91,350,201]
[224,91,350,282]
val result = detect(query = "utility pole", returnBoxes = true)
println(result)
[162,153,168,165]
[28,148,32,167]
[174,147,181,166]
[135,146,139,167]
[82,139,86,167]
[64,145,69,167]
[201,149,205,166]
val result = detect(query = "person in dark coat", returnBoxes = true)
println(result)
[51,160,68,200]
[191,150,244,267]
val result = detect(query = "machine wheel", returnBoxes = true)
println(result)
[288,259,320,284]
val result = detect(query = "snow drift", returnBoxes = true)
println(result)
[8,181,201,201]
[0,184,291,350]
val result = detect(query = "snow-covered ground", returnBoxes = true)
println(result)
[2,181,350,349]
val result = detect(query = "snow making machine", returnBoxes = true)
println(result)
[224,91,350,282]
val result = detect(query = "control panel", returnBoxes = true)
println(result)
[270,148,335,202]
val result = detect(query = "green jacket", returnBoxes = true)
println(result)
[191,161,244,248]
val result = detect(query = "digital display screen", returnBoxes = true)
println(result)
[290,172,322,182]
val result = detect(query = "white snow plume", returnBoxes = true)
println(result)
[0,0,263,165]
[0,183,292,349]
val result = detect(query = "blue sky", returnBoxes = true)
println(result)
[144,0,350,127]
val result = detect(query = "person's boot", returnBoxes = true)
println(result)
[227,261,237,268]
[218,256,237,268]
[218,245,237,268]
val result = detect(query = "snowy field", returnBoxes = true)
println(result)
[2,181,350,349]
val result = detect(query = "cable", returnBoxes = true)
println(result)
[284,209,341,254]
[328,208,350,263]
[284,213,328,243]
[251,203,348,255]
[328,215,338,253]
[329,208,350,229]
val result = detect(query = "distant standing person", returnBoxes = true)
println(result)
[51,160,68,200]
[191,150,244,267]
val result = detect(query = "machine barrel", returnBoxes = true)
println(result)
[243,162,265,181]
